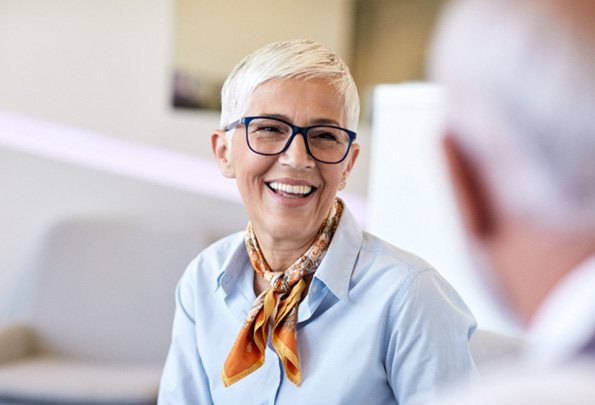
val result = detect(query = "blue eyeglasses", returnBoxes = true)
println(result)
[223,116,357,164]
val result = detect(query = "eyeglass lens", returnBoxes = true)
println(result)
[246,117,351,163]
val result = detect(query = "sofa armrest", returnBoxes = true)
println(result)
[470,329,523,371]
[0,324,36,364]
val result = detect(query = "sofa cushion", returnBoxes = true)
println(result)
[0,355,161,404]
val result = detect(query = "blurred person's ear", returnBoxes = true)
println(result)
[211,130,236,178]
[442,133,494,240]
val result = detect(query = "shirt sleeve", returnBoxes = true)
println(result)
[385,269,478,405]
[158,261,213,405]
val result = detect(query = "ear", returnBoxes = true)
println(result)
[211,130,235,178]
[442,133,494,239]
[338,142,360,191]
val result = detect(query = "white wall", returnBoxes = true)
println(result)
[0,0,216,158]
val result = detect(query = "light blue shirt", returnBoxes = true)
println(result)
[158,207,477,405]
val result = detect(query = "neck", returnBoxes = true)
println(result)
[254,229,318,272]
[250,227,320,296]
[488,217,595,325]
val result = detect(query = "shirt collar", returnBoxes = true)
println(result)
[214,205,364,301]
[312,205,363,302]
[215,232,248,293]
[525,253,595,364]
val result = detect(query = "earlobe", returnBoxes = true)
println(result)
[338,143,360,191]
[338,174,347,191]
[211,130,235,178]
[442,134,494,239]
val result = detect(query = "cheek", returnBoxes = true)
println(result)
[320,166,346,191]
[233,153,275,184]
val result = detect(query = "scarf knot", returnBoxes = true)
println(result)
[271,272,290,294]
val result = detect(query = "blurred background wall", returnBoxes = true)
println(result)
[0,0,216,158]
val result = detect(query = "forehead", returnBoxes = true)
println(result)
[244,77,347,126]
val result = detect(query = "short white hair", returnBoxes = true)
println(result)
[219,39,360,131]
[430,0,595,231]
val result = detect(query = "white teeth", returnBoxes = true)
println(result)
[269,182,313,195]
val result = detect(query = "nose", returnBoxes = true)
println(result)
[278,133,315,169]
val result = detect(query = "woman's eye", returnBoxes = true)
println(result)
[252,123,284,134]
[259,126,281,132]
[312,131,339,141]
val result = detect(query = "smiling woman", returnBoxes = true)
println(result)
[214,77,358,258]
[158,39,477,405]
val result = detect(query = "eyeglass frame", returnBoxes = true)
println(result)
[223,115,357,164]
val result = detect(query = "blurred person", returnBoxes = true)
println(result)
[432,0,595,364]
[428,0,595,402]
[158,39,477,404]
[430,0,595,405]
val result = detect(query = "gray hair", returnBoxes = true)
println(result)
[219,39,360,131]
[430,0,595,231]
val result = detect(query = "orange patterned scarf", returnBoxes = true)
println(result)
[222,199,343,387]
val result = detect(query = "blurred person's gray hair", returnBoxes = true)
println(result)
[430,0,595,232]
[219,39,360,132]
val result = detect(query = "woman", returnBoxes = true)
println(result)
[158,39,476,404]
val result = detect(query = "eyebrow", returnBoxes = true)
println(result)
[260,113,342,127]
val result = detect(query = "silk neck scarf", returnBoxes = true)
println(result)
[222,198,343,387]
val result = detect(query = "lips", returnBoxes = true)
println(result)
[266,181,316,197]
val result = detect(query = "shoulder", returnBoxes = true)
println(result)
[355,232,473,321]
[355,231,438,289]
[331,205,438,291]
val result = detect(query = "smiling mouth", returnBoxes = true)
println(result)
[267,182,316,198]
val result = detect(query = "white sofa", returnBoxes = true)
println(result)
[470,329,523,372]
[0,216,218,404]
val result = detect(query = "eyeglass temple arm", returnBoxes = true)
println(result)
[223,118,243,132]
